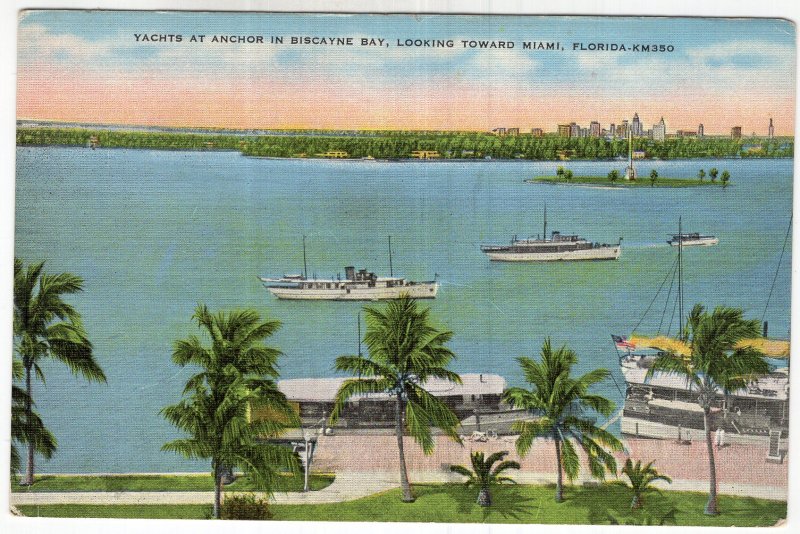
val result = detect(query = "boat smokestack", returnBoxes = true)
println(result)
[345,266,355,281]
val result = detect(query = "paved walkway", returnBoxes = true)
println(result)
[10,435,789,507]
[9,469,786,506]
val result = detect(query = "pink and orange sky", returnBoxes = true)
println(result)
[17,12,797,134]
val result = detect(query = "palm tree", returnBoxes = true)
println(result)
[649,169,658,187]
[556,166,565,178]
[13,258,105,485]
[504,339,622,502]
[11,358,56,479]
[608,170,620,184]
[449,450,520,506]
[621,458,672,510]
[564,169,574,182]
[721,170,730,188]
[330,296,462,503]
[698,169,706,182]
[161,304,300,519]
[709,167,719,182]
[645,305,769,515]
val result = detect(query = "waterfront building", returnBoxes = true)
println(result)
[609,123,616,138]
[531,128,544,137]
[317,150,349,158]
[557,124,571,137]
[698,123,704,137]
[506,127,520,136]
[676,130,697,138]
[578,127,589,138]
[652,117,666,141]
[731,126,742,139]
[276,373,512,432]
[589,121,601,137]
[769,118,775,138]
[410,150,440,159]
[491,127,506,136]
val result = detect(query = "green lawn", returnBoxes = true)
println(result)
[17,482,785,526]
[530,176,724,188]
[11,472,334,493]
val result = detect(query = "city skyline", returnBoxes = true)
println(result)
[17,12,796,134]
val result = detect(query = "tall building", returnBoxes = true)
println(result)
[557,124,571,137]
[698,123,704,137]
[569,122,580,138]
[731,126,742,139]
[609,123,616,138]
[632,113,642,136]
[531,128,544,137]
[652,117,666,141]
[589,121,601,137]
[769,118,774,139]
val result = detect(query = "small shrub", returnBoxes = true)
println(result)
[221,493,273,520]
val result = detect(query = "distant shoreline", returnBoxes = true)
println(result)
[16,126,794,161]
[16,144,794,164]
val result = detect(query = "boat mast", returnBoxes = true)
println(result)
[677,217,684,339]
[357,312,363,378]
[388,235,393,277]
[302,235,308,280]
[543,203,547,239]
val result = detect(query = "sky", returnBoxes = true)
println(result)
[16,11,797,134]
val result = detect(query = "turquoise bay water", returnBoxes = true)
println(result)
[15,147,792,473]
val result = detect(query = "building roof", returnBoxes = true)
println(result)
[278,373,506,403]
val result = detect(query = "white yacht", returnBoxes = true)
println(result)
[667,233,719,247]
[260,237,438,300]
[480,207,621,261]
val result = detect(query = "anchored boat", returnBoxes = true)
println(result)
[667,232,719,247]
[480,206,621,261]
[260,236,438,300]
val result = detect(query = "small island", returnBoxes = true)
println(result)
[528,166,730,188]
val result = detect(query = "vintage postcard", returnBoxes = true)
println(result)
[9,9,794,528]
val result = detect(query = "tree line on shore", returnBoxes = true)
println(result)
[11,258,774,520]
[17,127,794,160]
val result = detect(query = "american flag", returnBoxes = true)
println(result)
[612,335,636,350]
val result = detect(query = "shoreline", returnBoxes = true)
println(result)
[15,144,794,163]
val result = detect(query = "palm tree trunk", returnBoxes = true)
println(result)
[703,408,719,515]
[213,461,222,519]
[24,362,35,487]
[477,485,491,507]
[631,493,642,510]
[554,438,564,503]
[395,393,414,502]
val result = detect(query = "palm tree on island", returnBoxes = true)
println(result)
[13,258,105,486]
[161,304,300,519]
[330,296,462,503]
[639,305,769,515]
[649,169,658,187]
[709,167,719,182]
[449,450,520,507]
[503,339,622,503]
[608,170,620,184]
[698,169,706,182]
[721,170,731,188]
